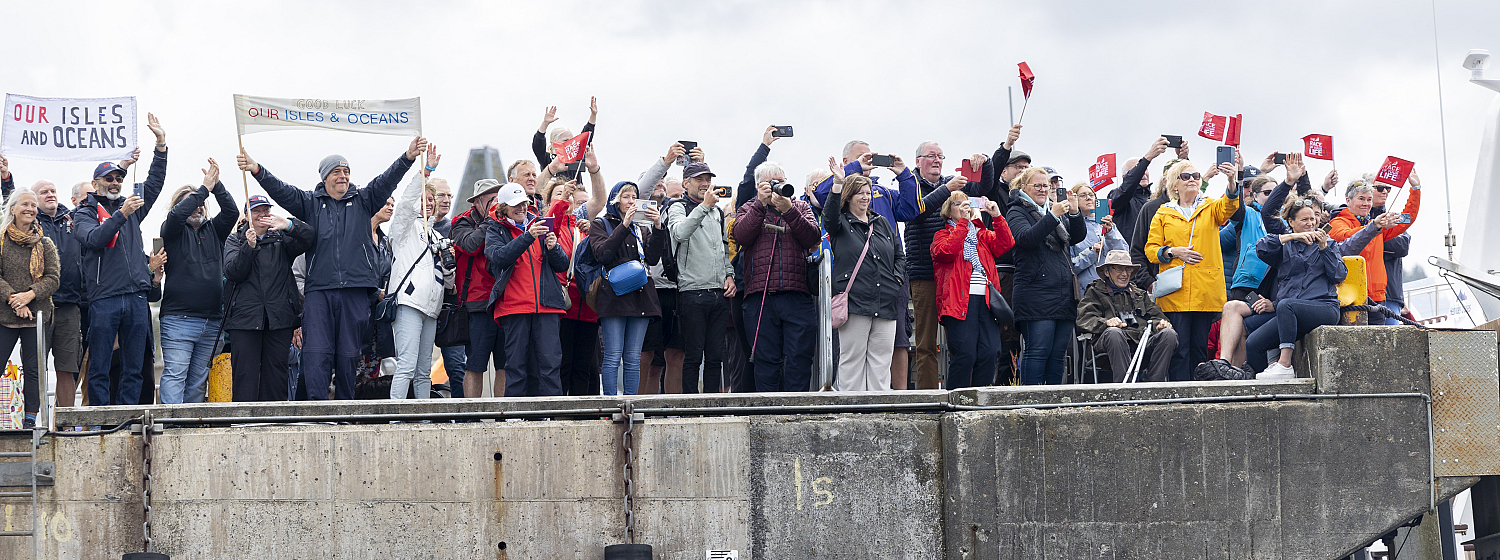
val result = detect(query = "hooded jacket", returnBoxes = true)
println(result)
[222,218,313,331]
[252,152,413,293]
[1329,189,1420,302]
[824,191,907,320]
[73,148,167,302]
[37,204,84,306]
[160,182,239,318]
[387,174,449,319]
[1007,193,1088,322]
[588,181,662,318]
[1144,190,1241,314]
[486,208,571,317]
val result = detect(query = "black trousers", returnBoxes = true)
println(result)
[559,319,600,396]
[743,291,816,392]
[229,328,294,402]
[1165,311,1214,382]
[501,314,562,397]
[677,289,729,393]
[0,326,38,413]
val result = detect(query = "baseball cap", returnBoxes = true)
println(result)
[683,162,714,179]
[247,195,273,209]
[496,183,530,208]
[1041,166,1063,182]
[93,162,125,180]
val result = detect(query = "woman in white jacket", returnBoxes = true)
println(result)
[388,146,454,399]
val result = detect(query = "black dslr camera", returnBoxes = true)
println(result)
[767,179,796,198]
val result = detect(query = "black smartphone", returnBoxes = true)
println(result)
[1273,152,1287,165]
[713,185,732,198]
[1163,135,1183,148]
[1395,213,1412,224]
[152,237,164,254]
[1245,292,1263,306]
[1054,187,1069,203]
[563,162,583,179]
[1216,146,1235,166]
[678,140,697,152]
[771,126,794,138]
[871,154,896,167]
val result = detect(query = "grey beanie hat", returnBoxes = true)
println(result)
[318,154,350,182]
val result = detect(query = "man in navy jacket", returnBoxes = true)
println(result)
[237,137,426,399]
[72,113,169,406]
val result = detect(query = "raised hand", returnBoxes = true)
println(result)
[1283,152,1306,183]
[237,148,261,174]
[146,113,166,145]
[1004,124,1023,150]
[584,145,599,173]
[663,142,686,165]
[762,125,780,147]
[829,156,845,181]
[1144,137,1169,161]
[0,153,8,179]
[121,196,145,217]
[425,143,441,171]
[588,97,598,123]
[969,154,988,172]
[406,136,428,161]
[540,106,559,131]
[1174,138,1190,160]
[202,158,220,187]
[1322,169,1339,194]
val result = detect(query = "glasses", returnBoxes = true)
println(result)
[1028,183,1049,189]
[99,174,124,184]
[1006,163,1028,170]
[918,154,945,160]
[1374,186,1393,192]
[1178,173,1202,181]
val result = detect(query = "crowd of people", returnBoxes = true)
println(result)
[0,103,1425,423]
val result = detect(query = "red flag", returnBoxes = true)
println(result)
[1088,153,1117,191]
[551,131,591,164]
[1198,112,1227,141]
[1224,114,1242,147]
[1018,62,1035,99]
[1375,156,1415,187]
[1301,134,1334,160]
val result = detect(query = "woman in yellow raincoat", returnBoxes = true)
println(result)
[1145,159,1241,381]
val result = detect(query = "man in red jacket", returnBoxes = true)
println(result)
[733,161,822,392]
[450,179,505,398]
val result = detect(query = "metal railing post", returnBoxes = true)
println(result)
[36,310,49,431]
[817,250,833,391]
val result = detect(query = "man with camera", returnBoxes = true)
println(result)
[1076,250,1177,382]
[733,144,821,392]
[665,146,734,393]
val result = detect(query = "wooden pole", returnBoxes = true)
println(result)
[237,135,250,217]
[1017,96,1031,125]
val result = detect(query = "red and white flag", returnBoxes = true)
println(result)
[1198,112,1227,141]
[1224,114,1242,147]
[1302,134,1334,160]
[1375,156,1415,187]
[1018,62,1035,99]
[551,131,591,164]
[1088,153,1117,190]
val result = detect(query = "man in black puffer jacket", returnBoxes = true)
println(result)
[223,195,314,401]
[73,114,169,406]
[158,166,239,405]
[237,136,426,400]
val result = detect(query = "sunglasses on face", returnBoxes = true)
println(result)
[99,174,124,183]
[1375,186,1393,193]
[1292,199,1319,208]
[1178,173,1202,181]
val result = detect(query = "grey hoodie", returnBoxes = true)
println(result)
[666,193,733,292]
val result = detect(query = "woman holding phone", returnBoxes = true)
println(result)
[1006,167,1087,385]
[824,175,906,392]
[385,144,454,399]
[1145,159,1241,381]
[486,182,571,397]
[1068,182,1128,290]
[588,180,663,395]
[933,191,1014,390]
[1242,195,1348,378]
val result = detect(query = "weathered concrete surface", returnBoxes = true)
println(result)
[950,378,1314,407]
[1303,326,1432,395]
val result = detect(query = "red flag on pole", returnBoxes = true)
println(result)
[1018,62,1035,99]
[551,131,591,164]
[1224,114,1242,147]
[1198,112,1227,142]
[1088,153,1117,191]
[1301,134,1334,160]
[1375,156,1415,187]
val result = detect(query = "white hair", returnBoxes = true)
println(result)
[0,190,37,232]
[71,182,90,202]
[807,169,832,187]
[754,161,786,184]
[914,141,941,159]
[842,140,869,160]
[545,127,574,155]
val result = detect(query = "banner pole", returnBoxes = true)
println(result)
[237,135,251,216]
[1017,97,1030,125]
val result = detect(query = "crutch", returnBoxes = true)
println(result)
[1122,320,1155,383]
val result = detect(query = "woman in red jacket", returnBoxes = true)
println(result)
[931,192,1015,389]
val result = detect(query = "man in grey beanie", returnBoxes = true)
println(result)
[237,137,428,399]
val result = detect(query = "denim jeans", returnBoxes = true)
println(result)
[158,315,223,404]
[440,345,467,397]
[1380,300,1403,326]
[1244,299,1340,373]
[599,316,650,395]
[1017,319,1072,385]
[85,292,151,406]
[391,305,436,399]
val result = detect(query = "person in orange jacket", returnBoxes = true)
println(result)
[1328,169,1420,308]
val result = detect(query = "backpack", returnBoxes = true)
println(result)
[573,215,613,293]
[1193,358,1255,381]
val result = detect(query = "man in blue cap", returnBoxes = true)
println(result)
[237,137,428,400]
[72,113,168,406]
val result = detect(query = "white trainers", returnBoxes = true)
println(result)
[1256,362,1296,380]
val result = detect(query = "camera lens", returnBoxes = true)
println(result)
[770,180,796,198]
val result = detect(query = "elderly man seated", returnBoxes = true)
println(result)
[1076,250,1178,382]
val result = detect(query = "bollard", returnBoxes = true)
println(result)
[604,543,652,560]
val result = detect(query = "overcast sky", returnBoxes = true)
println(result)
[6,0,1500,274]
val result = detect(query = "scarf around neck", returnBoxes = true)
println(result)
[4,222,45,282]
